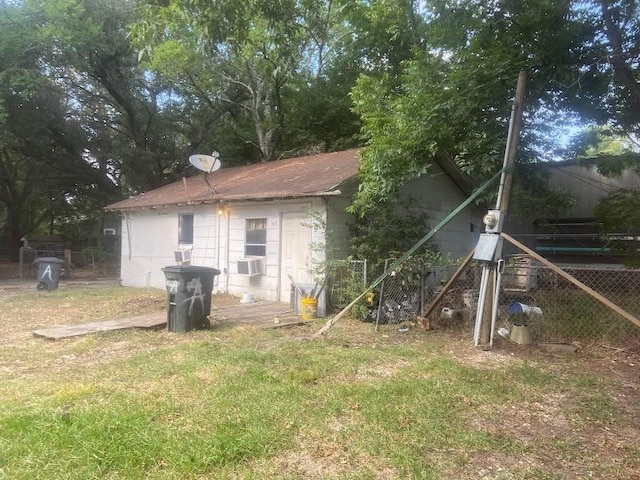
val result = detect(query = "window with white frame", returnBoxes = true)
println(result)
[178,214,194,245]
[245,218,267,256]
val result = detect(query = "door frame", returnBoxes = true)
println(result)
[278,211,314,303]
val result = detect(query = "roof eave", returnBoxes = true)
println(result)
[432,153,475,197]
[103,190,344,212]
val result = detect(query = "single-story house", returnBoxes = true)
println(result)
[105,149,484,313]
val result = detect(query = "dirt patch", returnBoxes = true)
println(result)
[254,422,400,479]
[210,292,242,306]
[462,392,640,479]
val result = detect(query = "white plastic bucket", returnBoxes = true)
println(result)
[240,292,256,304]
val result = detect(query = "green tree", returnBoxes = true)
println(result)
[29,0,194,192]
[131,0,421,163]
[349,197,435,277]
[0,1,77,257]
[0,0,198,257]
[281,0,363,154]
[132,0,308,163]
[351,0,640,215]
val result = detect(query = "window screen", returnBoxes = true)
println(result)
[245,218,266,256]
[178,214,194,245]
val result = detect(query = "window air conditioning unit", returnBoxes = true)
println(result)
[174,249,192,264]
[237,257,264,276]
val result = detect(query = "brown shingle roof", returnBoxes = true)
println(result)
[105,149,360,211]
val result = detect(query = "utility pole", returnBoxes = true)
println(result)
[473,70,527,347]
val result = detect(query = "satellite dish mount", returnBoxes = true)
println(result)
[189,151,222,173]
[189,152,222,195]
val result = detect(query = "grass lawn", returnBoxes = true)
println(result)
[0,286,639,479]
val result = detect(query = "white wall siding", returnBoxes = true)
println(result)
[192,207,226,291]
[117,174,480,310]
[223,199,321,302]
[118,199,327,304]
[120,207,224,290]
[401,175,482,261]
[192,209,218,265]
[120,210,181,289]
[326,186,356,259]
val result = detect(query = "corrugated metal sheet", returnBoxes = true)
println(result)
[105,149,360,211]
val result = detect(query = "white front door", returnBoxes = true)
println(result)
[280,212,313,302]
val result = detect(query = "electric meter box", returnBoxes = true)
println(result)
[473,234,503,262]
[483,209,504,234]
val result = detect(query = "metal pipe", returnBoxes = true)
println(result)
[489,261,504,348]
[474,267,490,346]
[535,246,613,253]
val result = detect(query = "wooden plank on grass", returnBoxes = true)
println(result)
[33,312,167,340]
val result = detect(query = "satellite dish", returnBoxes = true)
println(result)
[189,151,222,173]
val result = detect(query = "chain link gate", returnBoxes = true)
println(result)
[327,259,367,312]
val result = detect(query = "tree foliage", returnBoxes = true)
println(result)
[349,196,434,276]
[0,1,86,255]
[594,188,640,266]
[132,0,350,162]
[1,0,640,258]
[351,0,640,214]
[0,0,218,255]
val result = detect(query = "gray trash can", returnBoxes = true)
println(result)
[34,257,65,291]
[162,265,220,332]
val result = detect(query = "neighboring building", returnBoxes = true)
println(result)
[105,149,484,312]
[510,160,640,266]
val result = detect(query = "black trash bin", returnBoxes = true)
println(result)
[34,257,65,291]
[162,265,220,332]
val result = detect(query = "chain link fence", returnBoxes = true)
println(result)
[372,257,463,328]
[17,248,120,280]
[342,252,640,346]
[326,259,368,312]
[420,256,640,346]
